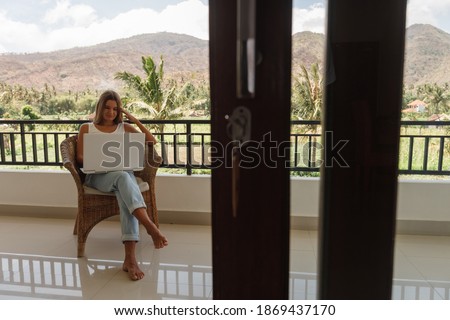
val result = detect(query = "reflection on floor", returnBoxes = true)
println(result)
[0,216,449,300]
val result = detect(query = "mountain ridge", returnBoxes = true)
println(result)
[0,24,448,92]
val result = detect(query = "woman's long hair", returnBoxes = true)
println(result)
[93,90,123,124]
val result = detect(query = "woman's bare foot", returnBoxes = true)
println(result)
[123,260,144,281]
[133,208,169,249]
[123,241,144,281]
[147,228,168,249]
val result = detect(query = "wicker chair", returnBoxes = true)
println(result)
[60,135,162,257]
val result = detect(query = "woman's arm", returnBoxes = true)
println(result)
[76,123,89,165]
[121,109,158,144]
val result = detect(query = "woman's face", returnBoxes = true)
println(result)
[102,99,119,123]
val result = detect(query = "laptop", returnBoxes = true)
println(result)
[81,133,146,174]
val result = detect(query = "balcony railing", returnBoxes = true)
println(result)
[0,119,449,175]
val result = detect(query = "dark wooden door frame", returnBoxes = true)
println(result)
[209,0,292,299]
[318,0,408,299]
[209,0,407,299]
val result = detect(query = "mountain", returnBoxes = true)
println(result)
[0,32,209,92]
[291,31,325,73]
[0,24,449,92]
[290,24,450,87]
[403,24,450,86]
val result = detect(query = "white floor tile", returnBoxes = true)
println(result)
[0,216,449,300]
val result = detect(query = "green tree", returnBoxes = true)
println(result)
[40,97,76,115]
[291,63,323,168]
[291,63,323,122]
[172,81,210,117]
[21,105,41,130]
[417,83,450,116]
[0,86,13,105]
[115,55,183,133]
[22,105,40,119]
[402,85,417,110]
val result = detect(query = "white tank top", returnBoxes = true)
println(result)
[88,122,125,134]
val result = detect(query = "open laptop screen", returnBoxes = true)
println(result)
[81,133,146,173]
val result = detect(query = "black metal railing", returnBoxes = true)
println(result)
[0,119,449,175]
[398,121,450,175]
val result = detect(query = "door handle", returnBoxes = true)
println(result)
[226,106,252,217]
[237,0,256,98]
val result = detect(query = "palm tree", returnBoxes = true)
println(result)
[291,63,323,168]
[291,63,323,123]
[115,55,182,133]
[417,83,450,116]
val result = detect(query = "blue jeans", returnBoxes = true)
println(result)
[85,171,146,242]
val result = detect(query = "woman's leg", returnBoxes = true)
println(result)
[110,172,167,247]
[115,192,145,280]
[123,241,144,281]
[115,193,167,280]
[86,172,167,280]
[132,207,168,249]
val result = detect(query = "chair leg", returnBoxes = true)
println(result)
[77,221,92,258]
[144,190,159,228]
[77,242,86,258]
[73,215,79,235]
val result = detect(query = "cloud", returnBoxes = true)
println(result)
[0,0,208,53]
[43,0,98,27]
[291,1,450,35]
[1,0,449,54]
[0,11,45,53]
[292,3,326,34]
[157,0,209,40]
[406,0,450,29]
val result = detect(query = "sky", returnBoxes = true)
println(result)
[0,0,449,53]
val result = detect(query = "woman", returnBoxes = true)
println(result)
[77,90,168,281]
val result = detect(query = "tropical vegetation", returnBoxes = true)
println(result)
[0,55,211,129]
[1,57,448,125]
[0,58,449,176]
[115,55,183,133]
[291,63,323,122]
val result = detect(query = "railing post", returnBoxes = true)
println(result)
[423,136,430,172]
[438,137,445,172]
[408,136,414,171]
[20,122,27,163]
[159,133,167,166]
[0,133,5,163]
[186,122,192,175]
[9,132,16,163]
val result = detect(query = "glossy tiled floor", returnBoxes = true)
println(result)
[0,216,449,300]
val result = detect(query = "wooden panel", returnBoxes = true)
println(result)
[319,0,407,299]
[210,0,292,299]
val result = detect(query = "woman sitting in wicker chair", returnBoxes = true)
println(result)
[77,90,168,281]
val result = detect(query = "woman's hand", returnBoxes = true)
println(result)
[121,108,138,124]
[121,108,158,144]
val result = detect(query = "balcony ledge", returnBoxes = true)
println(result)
[0,170,449,236]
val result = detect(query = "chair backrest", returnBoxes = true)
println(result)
[60,135,86,182]
[60,135,77,164]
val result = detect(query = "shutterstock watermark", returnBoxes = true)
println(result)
[321,131,350,168]
[95,131,349,170]
[101,134,145,168]
[152,131,349,170]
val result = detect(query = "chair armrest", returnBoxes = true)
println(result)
[134,143,162,183]
[60,136,86,192]
[63,161,85,192]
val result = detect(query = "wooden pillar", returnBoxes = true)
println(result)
[209,0,292,299]
[318,0,408,299]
